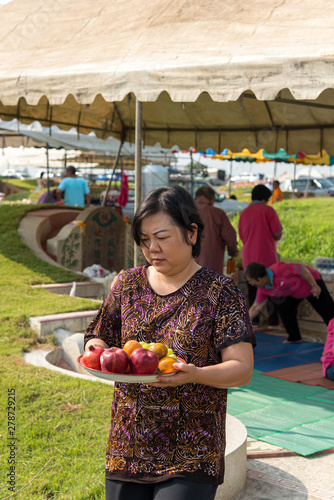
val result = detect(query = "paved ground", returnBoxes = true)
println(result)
[244,438,334,500]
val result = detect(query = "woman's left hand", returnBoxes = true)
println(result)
[148,362,198,387]
[311,283,321,299]
[148,342,254,389]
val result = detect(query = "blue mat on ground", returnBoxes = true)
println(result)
[253,332,324,372]
[227,369,334,456]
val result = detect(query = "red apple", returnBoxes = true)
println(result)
[129,348,159,375]
[100,347,129,374]
[81,345,105,370]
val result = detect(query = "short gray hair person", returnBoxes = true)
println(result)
[195,186,215,201]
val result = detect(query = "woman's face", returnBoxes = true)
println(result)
[140,211,197,276]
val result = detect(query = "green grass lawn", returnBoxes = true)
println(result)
[0,204,112,500]
[1,196,334,499]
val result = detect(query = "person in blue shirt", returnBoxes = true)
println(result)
[56,166,91,207]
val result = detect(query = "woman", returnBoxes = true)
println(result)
[84,185,256,500]
[36,171,46,191]
[245,261,334,343]
[322,318,334,381]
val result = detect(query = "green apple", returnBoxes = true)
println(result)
[168,353,178,361]
[167,348,174,356]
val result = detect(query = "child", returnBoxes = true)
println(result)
[321,318,334,381]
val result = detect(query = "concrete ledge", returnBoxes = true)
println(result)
[216,414,247,500]
[61,333,86,374]
[18,214,63,267]
[29,310,98,336]
[32,282,104,298]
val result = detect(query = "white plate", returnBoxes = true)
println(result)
[77,355,185,383]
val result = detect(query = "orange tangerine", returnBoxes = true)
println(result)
[148,342,168,360]
[123,340,142,357]
[158,356,178,374]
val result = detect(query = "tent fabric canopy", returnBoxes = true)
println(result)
[213,148,334,166]
[0,118,179,160]
[1,0,334,153]
[213,148,272,163]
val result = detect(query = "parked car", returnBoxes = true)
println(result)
[1,168,31,179]
[230,172,266,183]
[280,177,334,197]
[325,176,334,185]
[83,173,99,183]
[97,172,121,181]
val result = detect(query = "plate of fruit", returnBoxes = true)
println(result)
[77,340,186,383]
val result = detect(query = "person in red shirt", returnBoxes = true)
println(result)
[238,184,283,327]
[245,261,334,343]
[321,319,334,381]
[195,186,238,274]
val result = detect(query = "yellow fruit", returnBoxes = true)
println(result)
[158,356,178,374]
[148,343,168,360]
[123,340,142,357]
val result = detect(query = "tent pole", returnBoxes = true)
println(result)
[189,148,194,197]
[293,158,297,190]
[229,158,232,195]
[273,130,278,179]
[63,149,67,176]
[134,99,142,267]
[305,164,312,197]
[102,140,123,207]
[46,145,50,203]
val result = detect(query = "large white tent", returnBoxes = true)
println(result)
[0,118,179,160]
[1,0,334,155]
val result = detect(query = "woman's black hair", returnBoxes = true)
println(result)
[244,262,267,280]
[251,184,272,202]
[132,185,204,258]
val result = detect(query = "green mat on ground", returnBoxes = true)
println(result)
[227,370,334,456]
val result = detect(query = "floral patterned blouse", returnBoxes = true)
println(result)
[84,266,255,485]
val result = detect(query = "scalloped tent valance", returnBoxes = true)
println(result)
[1,0,334,153]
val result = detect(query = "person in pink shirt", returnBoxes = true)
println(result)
[321,318,334,381]
[245,261,334,343]
[195,186,238,274]
[238,184,283,326]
